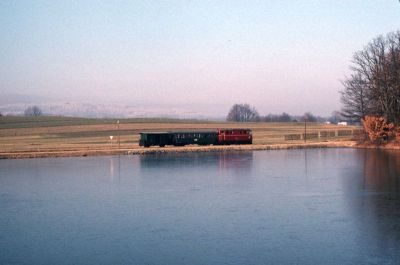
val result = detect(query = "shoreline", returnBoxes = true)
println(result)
[0,141,359,159]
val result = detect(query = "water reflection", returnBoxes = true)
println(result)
[139,152,253,172]
[341,149,400,261]
[362,149,400,193]
[109,155,121,183]
[109,157,114,181]
[137,152,255,190]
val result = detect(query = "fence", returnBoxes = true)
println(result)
[284,129,364,141]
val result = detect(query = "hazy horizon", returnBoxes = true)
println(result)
[1,1,400,117]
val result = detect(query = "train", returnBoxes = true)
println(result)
[139,129,252,147]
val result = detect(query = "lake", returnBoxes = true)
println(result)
[1,149,400,264]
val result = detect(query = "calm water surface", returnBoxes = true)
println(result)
[1,149,400,264]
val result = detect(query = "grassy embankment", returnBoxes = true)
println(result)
[0,116,360,158]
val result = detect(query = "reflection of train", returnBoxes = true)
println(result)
[139,129,252,147]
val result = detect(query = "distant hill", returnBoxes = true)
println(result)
[0,101,226,120]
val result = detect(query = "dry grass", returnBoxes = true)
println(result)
[0,116,360,158]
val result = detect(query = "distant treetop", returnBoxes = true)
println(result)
[226,104,260,122]
[24,106,42,116]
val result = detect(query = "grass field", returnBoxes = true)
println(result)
[0,116,361,158]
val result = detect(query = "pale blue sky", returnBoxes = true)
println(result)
[1,0,400,116]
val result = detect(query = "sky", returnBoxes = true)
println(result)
[1,0,400,116]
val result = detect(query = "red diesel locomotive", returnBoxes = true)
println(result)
[217,129,252,145]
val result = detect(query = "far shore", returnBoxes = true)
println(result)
[0,116,369,159]
[0,141,360,159]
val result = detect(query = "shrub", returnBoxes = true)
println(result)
[362,115,396,144]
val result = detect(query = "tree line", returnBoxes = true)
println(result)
[226,103,331,123]
[0,106,43,117]
[341,31,400,125]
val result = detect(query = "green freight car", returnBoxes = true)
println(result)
[139,131,218,147]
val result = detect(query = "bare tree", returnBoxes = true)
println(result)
[340,73,371,120]
[328,111,344,124]
[279,112,291,122]
[227,103,259,122]
[262,112,292,122]
[24,106,43,116]
[341,31,400,124]
[301,112,317,122]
